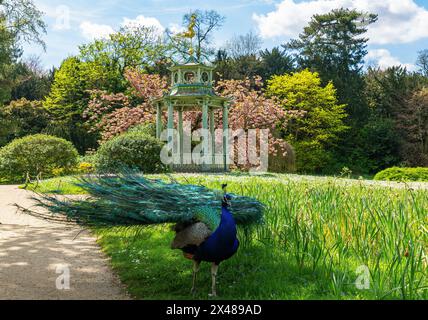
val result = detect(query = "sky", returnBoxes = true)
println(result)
[24,0,428,71]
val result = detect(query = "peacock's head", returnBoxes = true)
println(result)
[221,184,232,207]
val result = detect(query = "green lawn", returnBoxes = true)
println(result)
[28,174,428,300]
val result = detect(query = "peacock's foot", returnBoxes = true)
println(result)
[190,287,197,295]
[208,292,217,298]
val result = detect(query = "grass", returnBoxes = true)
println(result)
[28,174,428,300]
[23,175,86,194]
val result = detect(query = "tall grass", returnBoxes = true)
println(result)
[30,174,427,299]
[179,175,428,299]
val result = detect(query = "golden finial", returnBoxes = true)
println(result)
[179,13,197,57]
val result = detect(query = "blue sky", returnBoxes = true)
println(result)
[24,0,428,71]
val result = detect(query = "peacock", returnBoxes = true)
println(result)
[19,172,264,296]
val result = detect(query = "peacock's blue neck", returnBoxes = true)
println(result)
[215,206,237,240]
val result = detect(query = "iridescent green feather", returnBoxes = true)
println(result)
[195,206,221,231]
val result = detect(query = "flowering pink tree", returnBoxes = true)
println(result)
[84,69,168,141]
[215,76,300,170]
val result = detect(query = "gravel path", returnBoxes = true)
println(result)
[0,185,130,300]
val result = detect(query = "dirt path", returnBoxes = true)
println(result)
[0,185,130,300]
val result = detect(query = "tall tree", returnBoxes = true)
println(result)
[399,88,428,166]
[287,8,377,123]
[167,10,225,62]
[225,31,262,59]
[0,0,46,104]
[267,70,348,173]
[10,56,54,101]
[214,32,263,82]
[416,49,428,77]
[259,47,294,80]
[79,25,167,93]
[360,66,427,172]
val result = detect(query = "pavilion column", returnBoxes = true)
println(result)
[156,103,163,139]
[167,101,174,164]
[209,107,215,167]
[178,107,183,165]
[202,100,209,166]
[222,103,229,171]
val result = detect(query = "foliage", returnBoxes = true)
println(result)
[398,87,428,166]
[0,98,49,147]
[167,10,225,62]
[374,167,428,182]
[267,70,348,172]
[363,67,428,169]
[84,69,168,142]
[214,49,263,81]
[44,57,100,120]
[287,9,376,117]
[0,0,46,48]
[79,25,167,92]
[10,57,54,101]
[0,0,46,104]
[357,116,400,172]
[95,130,166,173]
[0,134,78,182]
[259,47,294,81]
[416,49,428,77]
[216,76,298,171]
[0,15,15,104]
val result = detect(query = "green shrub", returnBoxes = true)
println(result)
[374,167,428,182]
[95,130,166,173]
[0,134,79,182]
[127,123,156,136]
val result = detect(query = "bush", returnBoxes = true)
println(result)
[374,167,428,182]
[95,130,166,173]
[0,134,79,182]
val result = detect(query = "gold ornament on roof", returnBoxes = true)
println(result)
[179,13,197,56]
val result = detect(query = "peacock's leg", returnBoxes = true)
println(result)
[191,260,200,294]
[209,263,219,297]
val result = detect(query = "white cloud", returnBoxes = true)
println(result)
[366,49,416,70]
[121,15,165,35]
[79,21,114,40]
[168,23,185,35]
[79,15,165,40]
[253,0,428,45]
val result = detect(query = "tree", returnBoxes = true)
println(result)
[167,10,225,62]
[216,76,297,171]
[397,88,428,166]
[287,8,377,123]
[225,31,262,59]
[267,70,348,172]
[0,98,49,147]
[0,0,46,48]
[79,25,168,93]
[359,66,427,172]
[43,57,100,152]
[10,56,54,101]
[214,32,264,82]
[84,69,168,142]
[416,49,428,77]
[259,47,294,81]
[0,0,46,104]
[0,15,14,103]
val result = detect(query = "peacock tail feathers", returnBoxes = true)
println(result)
[20,172,264,229]
[195,206,221,231]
